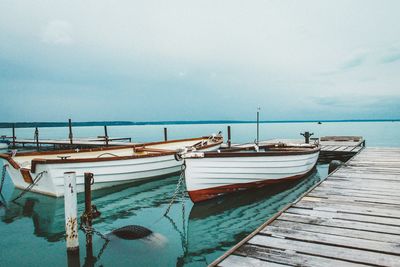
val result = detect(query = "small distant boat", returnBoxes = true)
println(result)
[183,143,320,202]
[0,135,223,197]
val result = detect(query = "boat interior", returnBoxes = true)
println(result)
[0,136,223,170]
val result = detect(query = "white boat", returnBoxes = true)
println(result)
[182,143,320,202]
[0,135,223,197]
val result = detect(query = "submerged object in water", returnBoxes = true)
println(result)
[111,225,153,240]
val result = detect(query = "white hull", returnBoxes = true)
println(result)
[184,151,319,202]
[1,137,222,197]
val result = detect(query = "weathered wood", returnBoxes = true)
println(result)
[219,254,286,267]
[248,235,400,266]
[215,147,400,267]
[285,208,400,227]
[235,244,370,267]
[270,219,400,243]
[261,226,400,255]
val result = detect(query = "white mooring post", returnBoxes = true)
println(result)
[64,171,79,252]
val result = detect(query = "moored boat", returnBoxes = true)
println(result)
[182,143,320,202]
[0,135,222,197]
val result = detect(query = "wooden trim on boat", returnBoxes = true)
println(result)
[30,151,173,173]
[29,140,222,173]
[0,153,21,169]
[13,136,217,157]
[20,168,33,183]
[201,146,320,158]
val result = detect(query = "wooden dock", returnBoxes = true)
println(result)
[0,136,134,149]
[262,136,365,163]
[211,147,400,267]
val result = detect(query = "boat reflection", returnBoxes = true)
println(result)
[0,165,326,267]
[1,175,180,242]
[182,167,325,266]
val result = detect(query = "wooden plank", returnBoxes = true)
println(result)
[270,219,400,243]
[307,192,400,206]
[311,187,400,200]
[219,254,286,267]
[285,207,400,227]
[235,244,370,267]
[248,235,400,266]
[294,200,400,218]
[213,146,400,267]
[261,226,400,255]
[279,212,400,234]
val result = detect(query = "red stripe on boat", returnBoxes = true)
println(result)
[188,173,310,203]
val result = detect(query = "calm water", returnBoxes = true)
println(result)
[0,122,399,266]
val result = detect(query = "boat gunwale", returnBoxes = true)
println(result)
[187,144,320,158]
[10,136,219,157]
[0,137,223,172]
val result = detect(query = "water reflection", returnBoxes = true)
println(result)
[0,165,326,266]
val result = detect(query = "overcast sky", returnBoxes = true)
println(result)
[0,0,399,122]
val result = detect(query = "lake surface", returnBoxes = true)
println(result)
[0,121,399,266]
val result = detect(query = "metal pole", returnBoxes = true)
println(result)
[68,119,73,145]
[35,127,39,150]
[12,123,16,148]
[84,172,94,266]
[227,126,231,148]
[164,127,168,141]
[64,172,79,253]
[104,125,109,146]
[256,108,260,145]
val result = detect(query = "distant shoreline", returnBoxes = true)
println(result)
[0,119,399,128]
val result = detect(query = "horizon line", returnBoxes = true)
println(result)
[0,118,399,128]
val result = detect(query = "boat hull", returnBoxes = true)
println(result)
[1,141,221,197]
[184,151,319,202]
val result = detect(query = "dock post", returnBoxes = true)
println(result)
[256,107,260,144]
[12,123,16,148]
[64,172,80,266]
[34,127,39,150]
[68,119,73,145]
[300,131,314,144]
[84,172,94,266]
[164,127,168,141]
[104,125,109,146]
[227,126,231,148]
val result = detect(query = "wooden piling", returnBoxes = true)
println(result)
[34,127,39,150]
[68,119,73,145]
[256,108,260,144]
[164,127,168,141]
[84,172,94,265]
[64,172,79,252]
[227,126,231,148]
[104,125,109,146]
[12,123,16,148]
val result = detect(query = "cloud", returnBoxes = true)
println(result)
[42,20,73,45]
[340,51,368,70]
[381,51,400,64]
